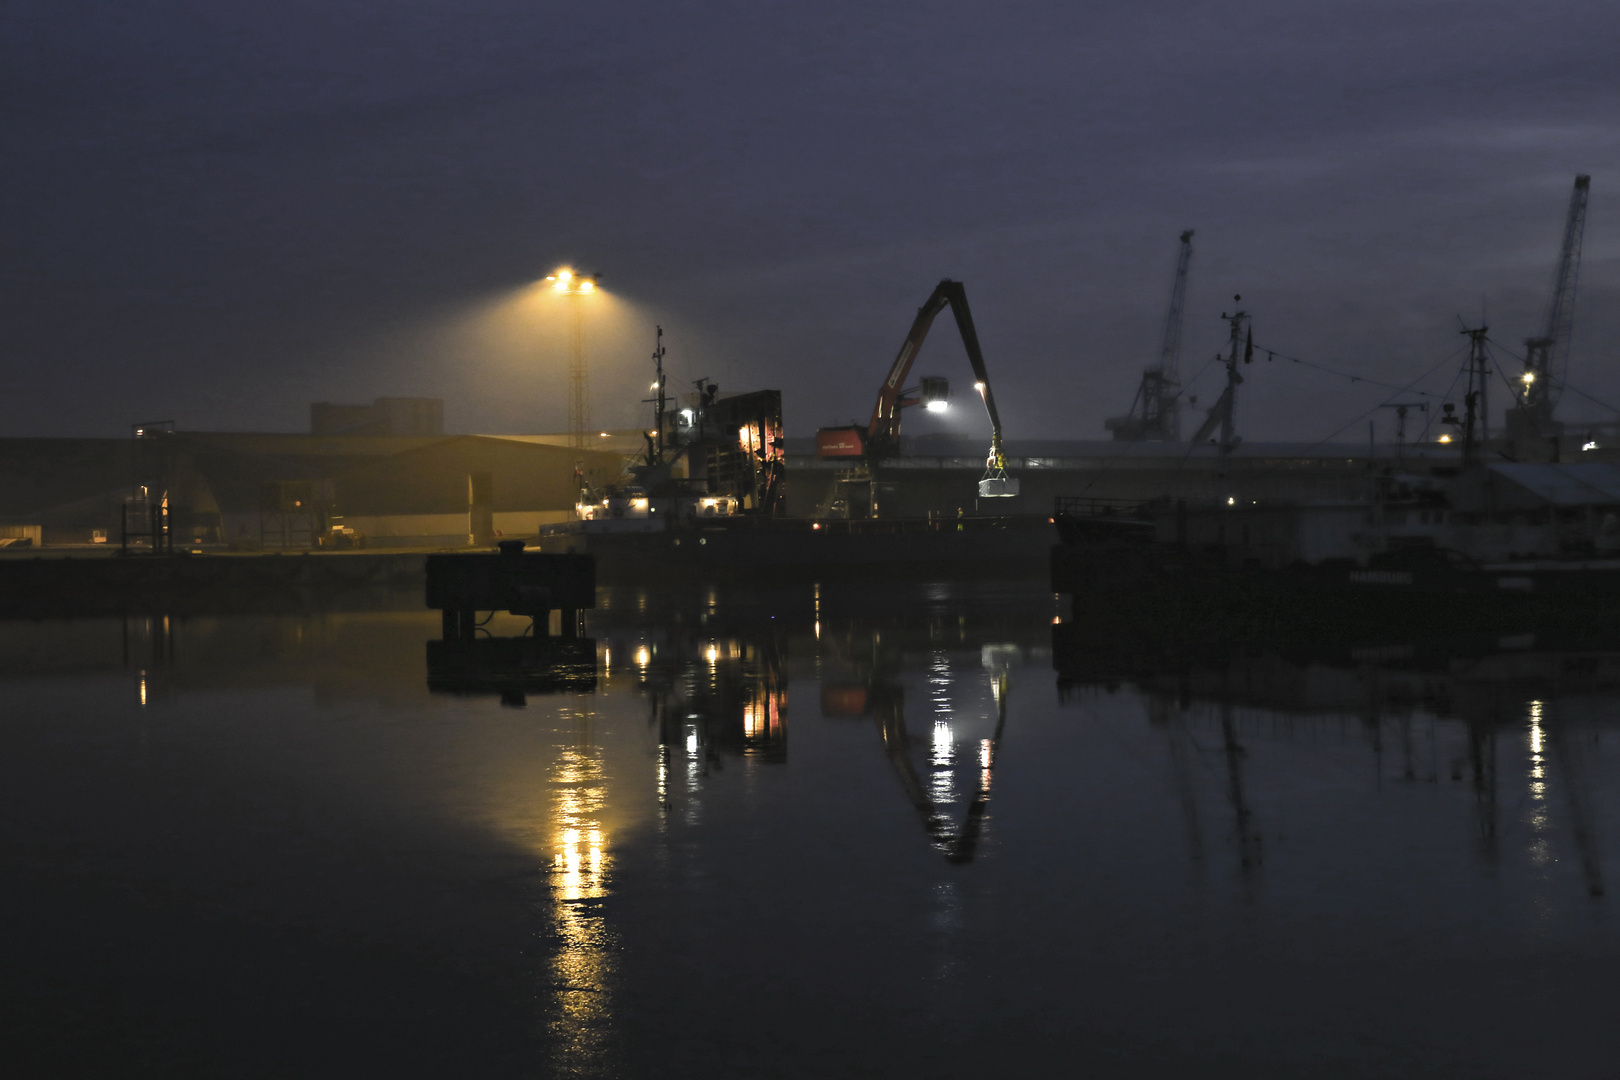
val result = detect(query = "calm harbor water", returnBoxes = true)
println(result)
[2,581,1618,1078]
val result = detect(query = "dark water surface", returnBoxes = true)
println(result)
[2,582,1618,1078]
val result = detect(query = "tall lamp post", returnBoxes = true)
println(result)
[544,269,599,450]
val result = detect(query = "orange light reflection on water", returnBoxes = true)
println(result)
[548,745,616,1071]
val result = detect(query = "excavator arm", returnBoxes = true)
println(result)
[861,279,1014,493]
[867,286,950,450]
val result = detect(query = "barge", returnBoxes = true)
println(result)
[531,510,1054,580]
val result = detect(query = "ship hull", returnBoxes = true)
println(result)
[1050,539,1620,641]
[530,516,1054,580]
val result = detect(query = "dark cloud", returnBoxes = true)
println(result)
[3,0,1617,439]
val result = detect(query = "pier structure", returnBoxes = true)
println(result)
[425,541,595,640]
[422,542,598,707]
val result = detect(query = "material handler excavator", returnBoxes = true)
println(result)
[817,279,1018,500]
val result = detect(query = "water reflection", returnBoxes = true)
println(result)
[1053,621,1613,901]
[548,742,616,1075]
[817,616,1018,864]
[4,584,1619,1076]
[424,636,596,704]
[598,617,790,779]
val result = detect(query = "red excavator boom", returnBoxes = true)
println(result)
[818,279,1012,496]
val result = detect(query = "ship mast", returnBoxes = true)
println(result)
[649,325,668,465]
[1190,295,1249,455]
[1460,325,1490,467]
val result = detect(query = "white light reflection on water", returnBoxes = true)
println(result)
[929,653,956,809]
[684,721,703,827]
[1527,701,1551,869]
[930,719,955,806]
[1522,698,1565,934]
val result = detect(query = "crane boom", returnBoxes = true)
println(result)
[867,279,1003,455]
[1544,175,1590,385]
[1524,174,1590,411]
[1158,230,1195,389]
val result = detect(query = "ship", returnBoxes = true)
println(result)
[530,290,1051,579]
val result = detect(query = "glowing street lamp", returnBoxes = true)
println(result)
[545,269,597,296]
[543,268,601,449]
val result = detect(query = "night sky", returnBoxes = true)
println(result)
[5,1,1618,443]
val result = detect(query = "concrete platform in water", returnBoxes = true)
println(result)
[528,514,1054,580]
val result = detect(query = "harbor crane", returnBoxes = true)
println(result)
[1526,175,1590,410]
[1106,230,1195,441]
[1507,175,1589,456]
[816,279,1017,499]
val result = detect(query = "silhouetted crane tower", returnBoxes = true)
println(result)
[1530,175,1590,407]
[1106,230,1194,441]
[1506,175,1589,456]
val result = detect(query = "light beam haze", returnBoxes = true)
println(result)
[2,0,1616,440]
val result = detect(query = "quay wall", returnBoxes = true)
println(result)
[0,550,427,618]
[782,441,1449,519]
